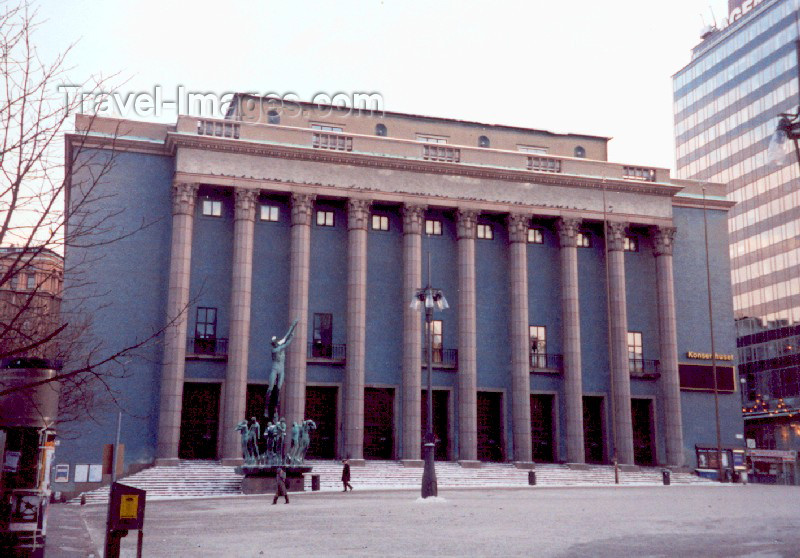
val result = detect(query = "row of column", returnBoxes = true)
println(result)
[156,183,684,467]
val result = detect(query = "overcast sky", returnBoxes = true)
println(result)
[38,0,731,171]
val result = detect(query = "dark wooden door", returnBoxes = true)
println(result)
[421,390,449,460]
[305,386,338,459]
[583,396,605,464]
[632,398,655,466]
[364,388,394,459]
[530,394,554,462]
[179,383,220,460]
[477,391,504,462]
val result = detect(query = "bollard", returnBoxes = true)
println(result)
[311,474,321,491]
[528,471,536,486]
[661,469,670,485]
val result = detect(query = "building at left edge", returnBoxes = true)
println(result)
[52,99,743,494]
[0,246,63,552]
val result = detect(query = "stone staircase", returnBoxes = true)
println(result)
[302,460,715,491]
[71,459,714,504]
[69,460,243,504]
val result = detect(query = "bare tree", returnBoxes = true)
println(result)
[0,0,172,433]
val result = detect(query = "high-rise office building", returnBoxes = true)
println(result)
[674,0,800,483]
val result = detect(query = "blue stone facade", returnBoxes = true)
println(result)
[54,109,743,492]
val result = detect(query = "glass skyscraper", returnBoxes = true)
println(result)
[673,0,800,482]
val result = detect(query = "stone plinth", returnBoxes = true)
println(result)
[235,465,313,494]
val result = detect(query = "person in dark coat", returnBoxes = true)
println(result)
[342,459,353,492]
[272,467,289,504]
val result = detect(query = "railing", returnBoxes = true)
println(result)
[421,347,458,368]
[530,353,564,372]
[527,156,562,173]
[177,116,674,184]
[312,132,353,151]
[197,119,240,139]
[422,144,461,163]
[186,337,228,359]
[629,358,660,377]
[307,342,347,362]
[623,166,656,182]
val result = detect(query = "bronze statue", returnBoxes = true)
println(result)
[265,319,298,422]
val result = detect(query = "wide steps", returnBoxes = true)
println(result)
[71,459,714,504]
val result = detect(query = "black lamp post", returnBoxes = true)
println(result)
[410,255,448,499]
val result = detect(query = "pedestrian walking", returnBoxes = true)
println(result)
[272,466,289,504]
[342,459,353,492]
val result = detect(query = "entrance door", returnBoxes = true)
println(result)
[583,396,605,464]
[179,383,221,460]
[364,388,394,459]
[530,394,555,462]
[477,391,504,462]
[305,386,338,459]
[421,390,449,460]
[632,398,655,466]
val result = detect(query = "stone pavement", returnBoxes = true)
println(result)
[47,484,800,557]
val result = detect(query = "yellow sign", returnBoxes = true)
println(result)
[686,351,733,361]
[120,495,138,519]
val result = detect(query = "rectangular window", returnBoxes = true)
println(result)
[417,134,448,144]
[530,325,547,368]
[260,205,279,222]
[518,145,548,154]
[477,224,493,240]
[194,307,218,355]
[425,219,442,236]
[202,199,222,217]
[316,210,335,227]
[311,123,343,132]
[371,214,389,231]
[527,228,544,244]
[26,274,35,290]
[577,232,591,248]
[425,319,443,363]
[312,313,333,358]
[628,331,643,373]
[624,236,639,252]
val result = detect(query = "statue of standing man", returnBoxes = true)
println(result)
[265,319,299,423]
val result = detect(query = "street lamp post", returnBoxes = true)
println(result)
[410,255,448,499]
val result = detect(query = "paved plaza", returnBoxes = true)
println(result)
[47,484,799,557]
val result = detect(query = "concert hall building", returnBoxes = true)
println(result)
[54,98,742,491]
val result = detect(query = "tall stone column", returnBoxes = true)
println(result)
[508,213,532,464]
[557,218,585,464]
[653,226,684,467]
[283,193,315,434]
[456,209,478,463]
[344,198,370,461]
[402,204,425,462]
[221,188,257,465]
[607,221,634,465]
[156,182,198,465]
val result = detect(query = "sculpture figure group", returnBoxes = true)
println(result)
[237,416,316,466]
[235,320,317,466]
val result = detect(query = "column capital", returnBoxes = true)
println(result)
[291,193,316,226]
[347,198,372,231]
[652,226,677,257]
[402,204,426,235]
[457,209,478,240]
[233,189,258,222]
[556,218,581,248]
[606,221,628,252]
[508,213,530,244]
[172,182,199,216]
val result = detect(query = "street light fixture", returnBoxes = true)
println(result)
[410,254,448,499]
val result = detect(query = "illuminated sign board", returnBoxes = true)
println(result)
[686,351,734,361]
